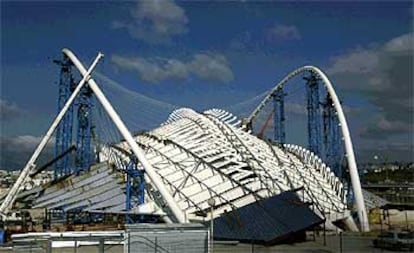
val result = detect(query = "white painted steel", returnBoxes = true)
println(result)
[0,52,104,219]
[22,105,352,229]
[7,50,361,230]
[245,65,369,232]
[62,48,187,223]
[104,108,350,226]
[29,157,124,213]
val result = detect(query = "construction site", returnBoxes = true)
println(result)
[0,48,410,253]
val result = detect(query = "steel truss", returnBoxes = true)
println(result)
[54,55,75,178]
[323,94,342,177]
[125,156,145,224]
[54,53,95,177]
[75,86,94,173]
[273,88,286,144]
[304,73,322,157]
[243,66,369,231]
[109,108,350,224]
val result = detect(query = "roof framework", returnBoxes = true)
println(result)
[105,108,348,222]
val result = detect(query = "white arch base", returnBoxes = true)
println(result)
[245,66,369,232]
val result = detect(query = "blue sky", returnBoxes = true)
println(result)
[1,1,413,169]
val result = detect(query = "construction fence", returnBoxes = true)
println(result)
[10,223,209,253]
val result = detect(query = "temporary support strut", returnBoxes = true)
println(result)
[125,156,145,224]
[75,86,94,173]
[62,48,187,223]
[304,73,322,157]
[323,94,342,177]
[245,66,369,231]
[273,88,286,144]
[0,52,104,219]
[53,56,75,178]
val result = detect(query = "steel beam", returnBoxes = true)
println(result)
[54,56,75,178]
[246,66,369,231]
[273,88,285,144]
[323,95,342,177]
[75,86,94,172]
[304,73,322,157]
[0,52,103,218]
[62,48,187,223]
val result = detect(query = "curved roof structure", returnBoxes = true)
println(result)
[2,49,364,233]
[103,108,349,225]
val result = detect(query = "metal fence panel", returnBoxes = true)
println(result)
[125,223,209,253]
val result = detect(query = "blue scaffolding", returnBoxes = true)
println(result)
[54,55,75,179]
[75,86,94,173]
[54,54,95,178]
[323,94,343,177]
[125,156,146,224]
[273,88,286,144]
[304,73,322,157]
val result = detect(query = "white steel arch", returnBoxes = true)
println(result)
[101,107,352,229]
[0,49,366,234]
[245,66,369,232]
[0,52,104,219]
[62,48,187,223]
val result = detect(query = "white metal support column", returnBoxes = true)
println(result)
[62,48,187,223]
[0,52,104,218]
[246,66,369,232]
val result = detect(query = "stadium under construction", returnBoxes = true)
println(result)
[0,49,378,247]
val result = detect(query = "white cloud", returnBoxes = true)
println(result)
[112,55,188,83]
[0,135,55,170]
[377,117,410,132]
[2,135,55,152]
[327,33,413,90]
[266,24,301,42]
[0,99,23,121]
[112,53,234,84]
[360,116,412,140]
[10,135,42,151]
[188,54,234,83]
[328,49,379,75]
[113,0,188,44]
[286,102,306,115]
[326,33,413,139]
[229,24,301,54]
[384,33,413,52]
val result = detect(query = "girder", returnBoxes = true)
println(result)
[304,73,322,156]
[323,95,342,177]
[75,86,94,172]
[273,88,286,144]
[8,55,367,231]
[139,131,264,212]
[54,55,75,178]
[203,112,287,194]
[103,107,350,225]
[244,65,369,231]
